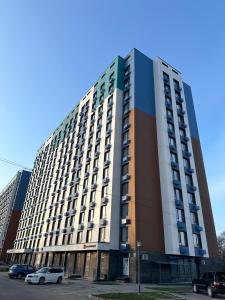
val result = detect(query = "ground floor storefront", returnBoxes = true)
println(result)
[8,250,222,283]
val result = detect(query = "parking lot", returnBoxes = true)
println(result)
[1,272,225,300]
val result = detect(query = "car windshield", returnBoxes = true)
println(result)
[216,272,225,281]
[11,265,22,269]
[36,268,48,274]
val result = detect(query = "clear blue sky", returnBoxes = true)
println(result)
[0,0,225,234]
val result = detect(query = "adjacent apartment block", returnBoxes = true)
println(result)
[8,49,218,282]
[0,170,31,261]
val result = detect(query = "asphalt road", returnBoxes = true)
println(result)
[1,271,225,300]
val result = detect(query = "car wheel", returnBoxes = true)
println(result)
[57,277,62,284]
[17,273,22,279]
[39,277,45,285]
[207,286,215,298]
[193,284,199,293]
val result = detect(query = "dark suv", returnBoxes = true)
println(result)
[8,264,35,279]
[192,271,225,298]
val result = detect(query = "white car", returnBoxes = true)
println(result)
[25,267,64,284]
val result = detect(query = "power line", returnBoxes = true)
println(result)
[0,156,32,172]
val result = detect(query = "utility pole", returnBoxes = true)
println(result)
[136,241,141,295]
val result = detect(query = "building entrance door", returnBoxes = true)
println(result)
[84,253,91,278]
[122,257,129,276]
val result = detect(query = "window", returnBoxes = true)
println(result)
[86,230,92,242]
[185,174,193,186]
[105,135,111,145]
[180,128,186,137]
[174,188,183,201]
[177,102,182,111]
[62,234,67,245]
[79,212,85,224]
[120,227,128,243]
[123,116,129,128]
[178,231,188,246]
[83,178,88,188]
[107,109,112,118]
[92,174,97,184]
[77,231,83,243]
[121,183,129,196]
[81,195,86,205]
[68,233,73,244]
[170,152,178,163]
[188,192,196,205]
[122,164,129,176]
[123,131,129,143]
[94,158,99,168]
[163,72,169,81]
[123,102,129,114]
[168,123,174,132]
[103,167,109,179]
[88,209,94,222]
[96,130,101,139]
[95,143,100,153]
[104,151,110,162]
[102,185,108,198]
[108,95,113,105]
[85,164,90,173]
[183,158,190,168]
[100,205,107,218]
[99,227,106,242]
[181,142,188,152]
[90,191,96,203]
[166,109,173,119]
[193,234,202,248]
[176,209,185,222]
[172,170,180,181]
[165,96,172,106]
[191,212,199,225]
[106,122,112,131]
[121,203,128,218]
[122,147,129,158]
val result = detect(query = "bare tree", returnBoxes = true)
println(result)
[217,231,225,261]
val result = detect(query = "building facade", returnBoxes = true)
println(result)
[8,49,218,282]
[0,170,31,261]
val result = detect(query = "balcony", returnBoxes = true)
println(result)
[177,221,186,231]
[175,199,184,209]
[93,167,99,173]
[179,122,187,130]
[122,174,130,182]
[165,101,172,109]
[84,172,90,178]
[187,184,197,193]
[94,151,100,158]
[171,161,179,170]
[121,194,130,202]
[195,247,206,257]
[179,245,189,255]
[173,179,181,188]
[182,150,192,158]
[168,128,175,138]
[189,203,200,212]
[177,108,185,116]
[192,224,203,233]
[176,97,184,104]
[180,136,189,143]
[122,156,131,163]
[184,166,194,175]
[169,144,177,153]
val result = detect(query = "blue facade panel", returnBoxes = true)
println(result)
[133,49,156,117]
[183,82,199,140]
[13,170,31,211]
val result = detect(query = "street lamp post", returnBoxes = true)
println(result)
[136,241,141,295]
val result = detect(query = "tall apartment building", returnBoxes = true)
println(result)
[8,49,218,282]
[0,170,31,261]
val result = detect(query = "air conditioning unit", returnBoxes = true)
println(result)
[103,177,109,184]
[78,224,84,230]
[101,197,108,204]
[91,183,97,190]
[121,217,130,225]
[121,195,130,202]
[90,201,95,208]
[80,205,86,211]
[100,218,107,226]
[88,222,94,228]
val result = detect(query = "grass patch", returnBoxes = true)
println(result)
[146,286,192,293]
[94,292,182,299]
